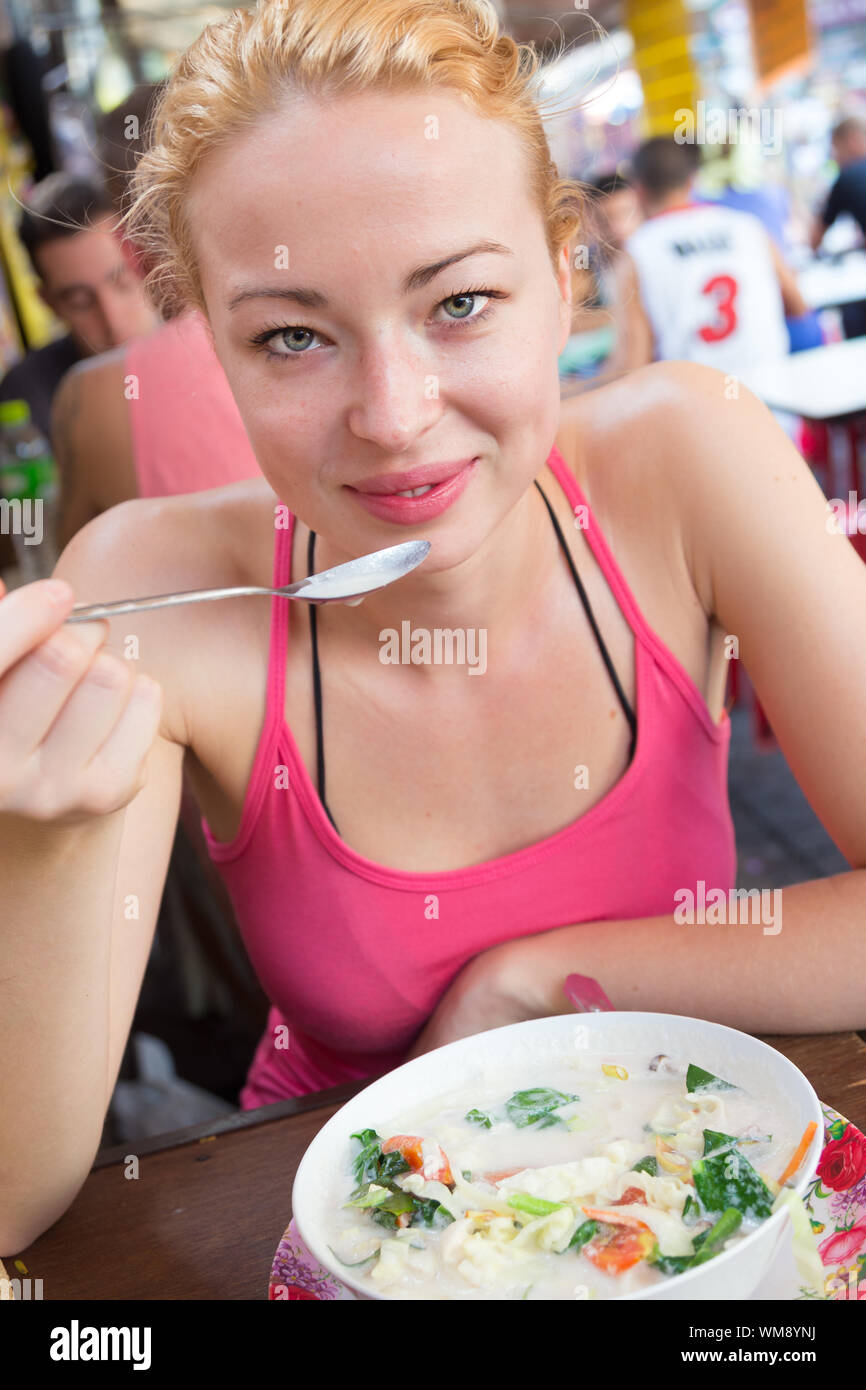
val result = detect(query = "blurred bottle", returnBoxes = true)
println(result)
[0,398,59,581]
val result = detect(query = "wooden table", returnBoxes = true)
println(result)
[8,1031,866,1300]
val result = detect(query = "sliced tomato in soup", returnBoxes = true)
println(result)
[382,1135,454,1186]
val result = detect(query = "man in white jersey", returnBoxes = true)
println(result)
[608,138,806,377]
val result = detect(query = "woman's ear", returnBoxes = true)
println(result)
[556,243,573,354]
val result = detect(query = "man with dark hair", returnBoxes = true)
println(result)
[629,135,701,192]
[607,136,806,375]
[810,116,866,339]
[811,116,866,250]
[0,172,158,437]
[557,169,641,389]
[586,170,641,256]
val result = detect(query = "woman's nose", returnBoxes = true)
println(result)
[346,340,442,449]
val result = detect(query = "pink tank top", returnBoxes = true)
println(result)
[201,444,736,1108]
[126,310,261,498]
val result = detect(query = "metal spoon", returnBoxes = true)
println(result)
[64,538,431,624]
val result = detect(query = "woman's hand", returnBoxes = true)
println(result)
[0,576,163,827]
[403,940,556,1061]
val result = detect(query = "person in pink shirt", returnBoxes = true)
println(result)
[1,0,864,1252]
[52,308,261,549]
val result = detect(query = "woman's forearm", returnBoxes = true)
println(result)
[0,812,123,1253]
[499,869,866,1035]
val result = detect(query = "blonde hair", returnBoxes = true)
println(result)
[120,0,586,320]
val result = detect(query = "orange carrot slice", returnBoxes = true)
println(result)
[484,1167,528,1185]
[776,1122,819,1189]
[382,1135,424,1169]
[580,1205,653,1230]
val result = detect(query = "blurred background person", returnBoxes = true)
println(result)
[698,142,823,352]
[0,172,158,438]
[558,170,641,391]
[51,85,262,548]
[608,136,807,376]
[52,309,262,548]
[588,170,642,259]
[810,116,866,339]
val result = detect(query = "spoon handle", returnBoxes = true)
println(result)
[64,579,312,624]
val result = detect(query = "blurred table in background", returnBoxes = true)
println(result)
[798,251,866,313]
[744,337,866,422]
[744,339,866,561]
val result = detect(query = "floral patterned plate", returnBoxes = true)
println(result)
[268,1101,866,1301]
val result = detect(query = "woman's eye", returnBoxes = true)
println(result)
[435,290,492,323]
[253,326,322,358]
[249,288,501,362]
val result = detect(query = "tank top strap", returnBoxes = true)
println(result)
[200,503,295,861]
[546,444,653,643]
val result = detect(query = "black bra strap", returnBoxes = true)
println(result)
[306,529,340,832]
[534,480,637,761]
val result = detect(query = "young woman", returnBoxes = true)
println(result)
[1,0,864,1252]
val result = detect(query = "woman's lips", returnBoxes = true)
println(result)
[345,457,478,523]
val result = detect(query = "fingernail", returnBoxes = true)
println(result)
[44,579,73,604]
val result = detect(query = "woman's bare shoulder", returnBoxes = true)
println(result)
[53,476,279,745]
[562,360,728,498]
[57,476,278,598]
[560,362,737,617]
[565,361,742,512]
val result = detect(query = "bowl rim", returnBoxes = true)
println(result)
[292,1011,825,1300]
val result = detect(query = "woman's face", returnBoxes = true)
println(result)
[189,87,572,571]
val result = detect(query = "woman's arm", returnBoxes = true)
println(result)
[408,362,866,1056]
[498,869,864,1033]
[406,868,864,1059]
[0,506,188,1254]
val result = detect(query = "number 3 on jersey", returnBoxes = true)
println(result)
[699,273,738,343]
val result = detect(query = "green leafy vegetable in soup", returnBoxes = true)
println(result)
[465,1109,493,1129]
[350,1128,411,1186]
[686,1063,738,1094]
[692,1129,775,1221]
[505,1087,580,1129]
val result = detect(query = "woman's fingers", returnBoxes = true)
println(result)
[78,675,163,812]
[0,579,80,679]
[0,576,165,824]
[36,647,136,769]
[0,619,109,764]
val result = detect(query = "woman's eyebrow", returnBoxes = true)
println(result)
[226,239,514,311]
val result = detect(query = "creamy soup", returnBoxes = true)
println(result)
[324,1051,810,1300]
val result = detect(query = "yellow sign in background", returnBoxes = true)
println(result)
[626,0,700,137]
